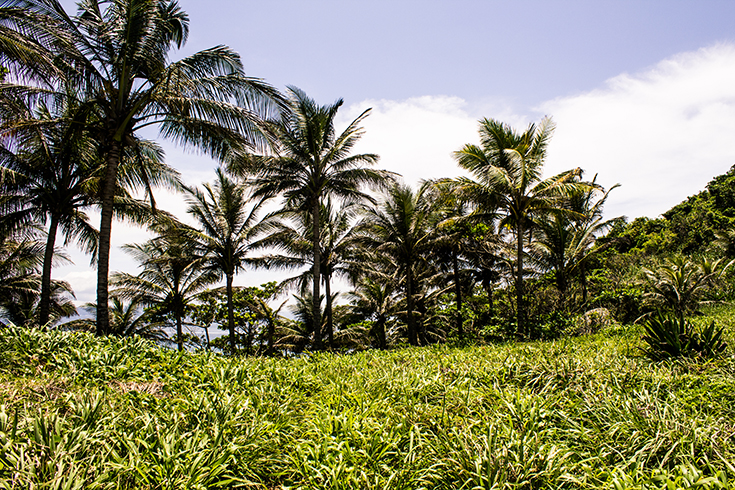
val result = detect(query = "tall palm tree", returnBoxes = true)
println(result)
[453,117,584,337]
[111,230,219,351]
[185,168,265,354]
[0,97,98,325]
[240,87,390,349]
[2,0,283,335]
[359,182,438,346]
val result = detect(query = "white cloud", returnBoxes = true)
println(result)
[336,96,480,185]
[541,43,735,219]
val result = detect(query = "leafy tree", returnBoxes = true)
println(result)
[453,117,585,337]
[1,0,282,335]
[241,87,389,349]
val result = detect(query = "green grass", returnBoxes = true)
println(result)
[1,308,735,489]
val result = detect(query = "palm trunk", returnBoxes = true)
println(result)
[325,273,333,349]
[452,252,464,339]
[176,314,183,351]
[97,142,122,337]
[516,221,525,338]
[377,315,387,349]
[226,273,235,354]
[266,316,275,356]
[407,263,417,346]
[39,214,59,326]
[312,200,322,350]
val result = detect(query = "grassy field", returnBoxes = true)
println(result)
[1,309,735,489]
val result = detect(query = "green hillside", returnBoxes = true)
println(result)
[608,165,735,257]
[1,308,734,489]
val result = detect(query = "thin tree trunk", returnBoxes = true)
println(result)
[325,273,333,349]
[516,221,525,338]
[452,252,464,339]
[377,316,386,349]
[39,214,59,326]
[176,314,183,351]
[407,264,417,346]
[97,142,122,337]
[581,261,588,305]
[227,273,235,354]
[312,199,322,350]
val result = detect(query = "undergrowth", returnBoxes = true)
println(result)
[0,307,734,489]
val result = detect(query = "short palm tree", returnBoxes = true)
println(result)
[453,117,585,337]
[641,255,732,322]
[111,230,219,351]
[185,168,266,354]
[241,87,390,349]
[358,182,438,346]
[2,0,283,335]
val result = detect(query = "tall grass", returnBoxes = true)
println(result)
[0,309,734,489]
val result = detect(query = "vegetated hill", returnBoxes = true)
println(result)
[1,310,734,489]
[608,165,735,256]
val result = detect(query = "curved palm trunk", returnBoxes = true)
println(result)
[39,214,59,326]
[226,273,236,354]
[312,200,322,350]
[97,142,122,336]
[516,221,526,338]
[452,252,464,339]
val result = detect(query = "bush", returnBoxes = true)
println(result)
[641,311,728,361]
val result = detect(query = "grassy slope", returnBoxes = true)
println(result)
[1,310,735,489]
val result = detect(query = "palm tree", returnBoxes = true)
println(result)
[359,182,438,346]
[240,87,390,349]
[0,96,98,325]
[2,0,283,335]
[530,181,618,307]
[63,296,168,342]
[641,255,732,322]
[348,276,397,349]
[453,117,585,337]
[185,168,265,354]
[111,230,219,351]
[252,200,361,349]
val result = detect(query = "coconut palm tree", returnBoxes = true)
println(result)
[453,117,585,337]
[358,182,438,346]
[111,229,219,351]
[240,87,390,349]
[1,0,283,335]
[252,200,361,349]
[185,168,266,354]
[0,97,98,325]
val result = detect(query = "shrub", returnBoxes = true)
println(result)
[641,311,728,361]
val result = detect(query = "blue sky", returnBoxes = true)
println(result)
[55,0,735,304]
